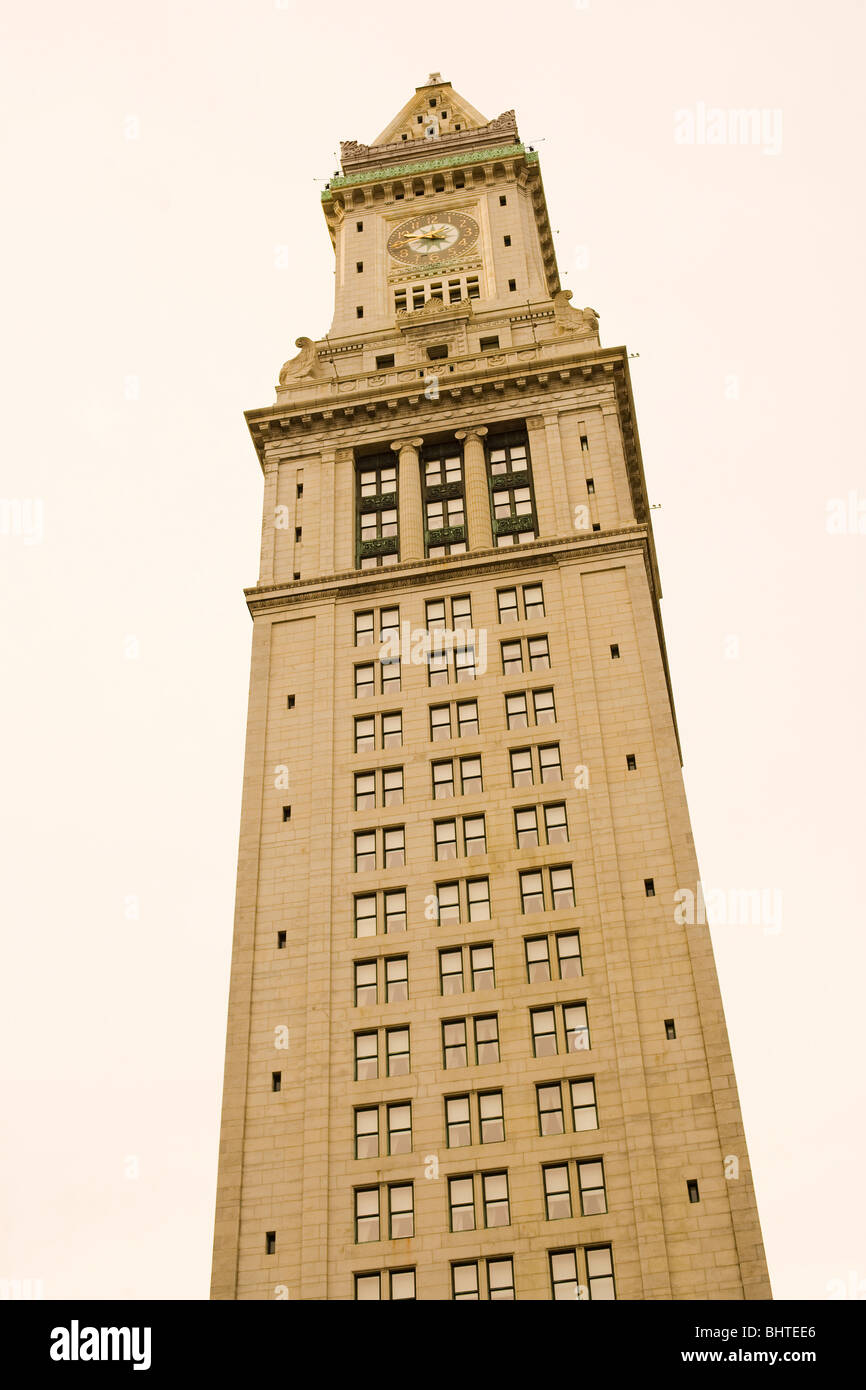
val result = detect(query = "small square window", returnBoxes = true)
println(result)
[626,754,637,771]
[508,279,517,291]
[287,694,295,709]
[282,806,292,822]
[504,235,511,246]
[295,527,302,542]
[265,1232,276,1255]
[499,195,507,206]
[427,344,448,360]
[272,1071,281,1092]
[644,878,655,897]
[356,306,364,318]
[665,1018,677,1040]
[376,354,395,370]
[296,482,303,498]
[356,261,363,273]
[592,523,600,532]
[610,644,620,658]
[586,477,595,493]
[356,221,363,232]
[480,335,499,351]
[293,571,300,580]
[687,1179,700,1204]
[277,930,286,949]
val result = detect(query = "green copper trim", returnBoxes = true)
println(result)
[321,144,536,198]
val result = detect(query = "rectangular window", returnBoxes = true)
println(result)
[470,943,495,989]
[487,1257,515,1300]
[464,816,487,856]
[355,771,376,810]
[355,1107,379,1159]
[354,960,377,1006]
[482,1172,510,1227]
[539,744,562,782]
[549,1249,579,1301]
[571,1077,598,1131]
[586,1246,616,1300]
[382,767,403,806]
[550,865,575,909]
[446,1095,471,1147]
[385,955,408,1003]
[436,880,460,925]
[460,756,483,795]
[382,712,402,748]
[544,803,569,844]
[537,1082,564,1136]
[354,895,377,938]
[577,1161,607,1216]
[435,819,458,861]
[474,1014,499,1064]
[390,1268,415,1300]
[389,1184,414,1238]
[501,640,523,673]
[355,611,375,646]
[354,1272,380,1300]
[498,589,519,624]
[557,931,582,977]
[452,1262,479,1300]
[355,716,375,751]
[528,635,550,670]
[385,888,407,933]
[355,1031,378,1080]
[354,830,376,872]
[510,747,533,787]
[449,1175,475,1231]
[531,1008,557,1057]
[544,1164,572,1220]
[430,704,451,741]
[515,806,539,848]
[386,1027,410,1076]
[564,1003,591,1054]
[456,700,479,736]
[523,584,545,618]
[479,1090,505,1143]
[467,878,491,921]
[440,948,464,996]
[533,688,556,725]
[526,936,551,982]
[383,826,405,867]
[443,1019,468,1069]
[520,870,544,914]
[506,692,528,730]
[432,759,455,799]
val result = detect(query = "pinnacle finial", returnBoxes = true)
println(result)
[427,72,443,85]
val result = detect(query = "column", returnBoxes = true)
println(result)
[390,436,424,561]
[455,425,492,550]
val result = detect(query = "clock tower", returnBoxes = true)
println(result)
[210,76,771,1302]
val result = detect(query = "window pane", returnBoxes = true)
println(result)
[354,895,377,939]
[526,936,551,983]
[384,889,406,933]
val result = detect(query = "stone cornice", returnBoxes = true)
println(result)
[245,527,648,611]
[321,143,534,197]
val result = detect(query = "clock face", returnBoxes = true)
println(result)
[386,210,479,265]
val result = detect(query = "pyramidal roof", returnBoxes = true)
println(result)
[372,74,489,146]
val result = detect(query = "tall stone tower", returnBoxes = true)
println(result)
[210,76,771,1301]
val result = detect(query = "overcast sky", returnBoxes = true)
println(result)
[1,0,864,1300]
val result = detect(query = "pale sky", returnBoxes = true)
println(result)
[1,0,864,1300]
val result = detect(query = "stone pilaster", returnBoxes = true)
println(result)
[455,425,492,550]
[390,436,424,561]
[259,457,279,584]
